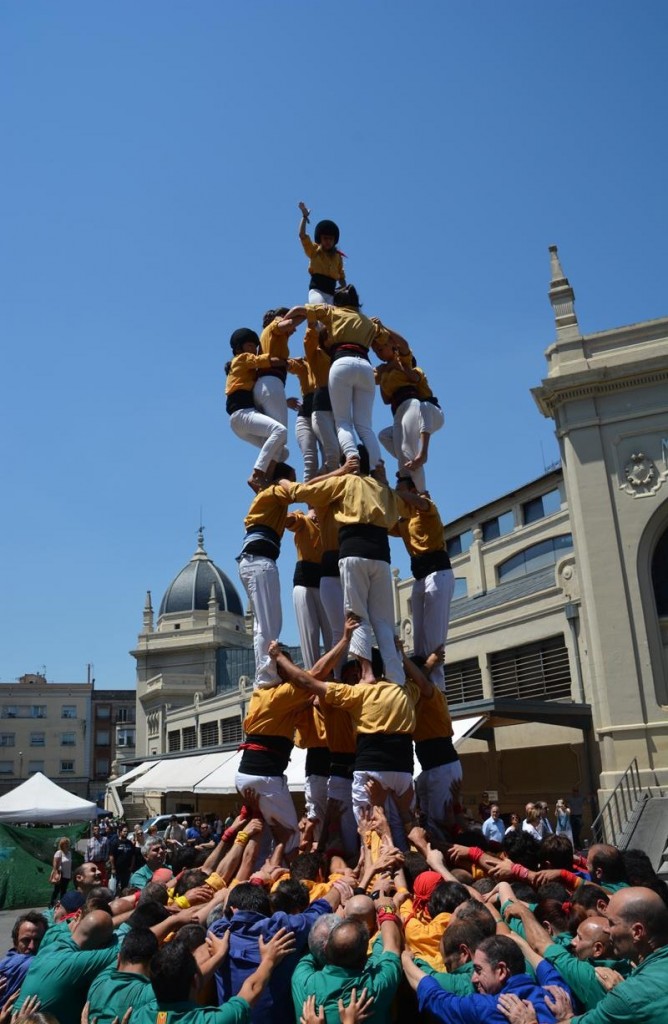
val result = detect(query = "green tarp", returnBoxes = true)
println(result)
[0,822,86,910]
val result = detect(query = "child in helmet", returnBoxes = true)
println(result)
[298,201,346,304]
[225,327,289,492]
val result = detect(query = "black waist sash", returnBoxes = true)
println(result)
[239,734,293,776]
[414,735,459,771]
[329,343,370,362]
[226,389,255,415]
[355,733,414,774]
[298,392,314,418]
[320,550,341,578]
[410,549,451,580]
[305,746,331,777]
[294,560,321,588]
[339,524,390,563]
[238,525,281,561]
[257,368,287,384]
[313,386,332,412]
[310,272,337,294]
[329,752,355,779]
[390,387,420,415]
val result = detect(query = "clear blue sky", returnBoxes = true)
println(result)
[2,1,666,688]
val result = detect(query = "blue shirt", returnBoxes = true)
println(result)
[417,960,573,1024]
[209,898,330,1024]
[0,950,33,1007]
[481,816,505,843]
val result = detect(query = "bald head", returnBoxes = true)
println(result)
[326,919,369,970]
[606,886,668,960]
[344,895,376,935]
[73,909,114,950]
[572,916,612,961]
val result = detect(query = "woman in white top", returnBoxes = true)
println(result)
[50,836,72,905]
[522,806,543,842]
[555,798,574,844]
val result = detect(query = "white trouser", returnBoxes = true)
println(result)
[253,376,288,431]
[420,400,444,437]
[412,568,455,690]
[235,771,300,853]
[230,408,288,472]
[293,585,332,669]
[328,775,358,855]
[312,409,341,473]
[295,414,320,482]
[304,774,329,838]
[415,759,463,840]
[319,575,345,648]
[378,397,426,492]
[238,555,282,688]
[352,770,414,849]
[328,356,381,468]
[308,288,335,304]
[339,556,404,685]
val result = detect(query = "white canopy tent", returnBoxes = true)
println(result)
[125,715,486,798]
[0,772,97,824]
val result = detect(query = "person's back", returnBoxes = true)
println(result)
[87,928,158,1024]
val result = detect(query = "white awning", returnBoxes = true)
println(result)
[126,752,231,793]
[192,746,308,795]
[108,760,162,789]
[451,715,485,747]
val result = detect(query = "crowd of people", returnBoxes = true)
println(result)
[2,206,666,1024]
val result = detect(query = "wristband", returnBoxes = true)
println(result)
[234,831,249,846]
[222,828,235,844]
[377,910,401,926]
[467,846,484,864]
[249,875,266,887]
[511,863,530,880]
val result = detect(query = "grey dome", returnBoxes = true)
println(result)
[159,530,243,617]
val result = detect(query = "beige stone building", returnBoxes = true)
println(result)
[0,673,92,798]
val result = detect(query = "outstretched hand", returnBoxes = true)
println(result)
[298,201,311,221]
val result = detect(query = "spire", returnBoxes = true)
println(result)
[548,245,579,339]
[208,583,218,625]
[142,590,154,634]
[193,526,208,561]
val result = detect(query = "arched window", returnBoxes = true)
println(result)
[497,534,573,583]
[652,526,668,616]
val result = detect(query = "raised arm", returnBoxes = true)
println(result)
[310,615,358,680]
[268,641,330,700]
[298,200,311,237]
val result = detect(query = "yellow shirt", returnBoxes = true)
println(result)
[286,512,323,562]
[243,682,309,739]
[301,234,345,283]
[244,485,291,536]
[294,703,328,749]
[400,903,451,970]
[305,305,378,351]
[413,686,454,742]
[260,318,290,361]
[392,500,446,556]
[289,475,408,531]
[319,700,356,754]
[377,365,430,404]
[288,358,315,397]
[323,679,419,735]
[225,352,272,394]
[303,326,331,389]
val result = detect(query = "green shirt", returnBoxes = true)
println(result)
[130,864,154,889]
[291,944,402,1024]
[414,959,475,994]
[14,931,119,1024]
[130,998,250,1024]
[38,920,71,952]
[543,943,632,1010]
[88,967,156,1024]
[573,943,668,1024]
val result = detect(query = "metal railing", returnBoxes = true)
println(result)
[590,758,648,847]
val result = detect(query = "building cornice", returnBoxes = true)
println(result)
[532,359,668,418]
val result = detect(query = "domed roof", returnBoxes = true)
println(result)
[159,530,244,618]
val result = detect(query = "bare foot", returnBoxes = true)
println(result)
[405,452,426,471]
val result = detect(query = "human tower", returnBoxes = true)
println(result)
[226,203,461,857]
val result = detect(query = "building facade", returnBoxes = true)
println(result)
[0,673,92,798]
[89,689,137,802]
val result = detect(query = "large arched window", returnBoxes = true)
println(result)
[652,526,668,617]
[497,534,573,583]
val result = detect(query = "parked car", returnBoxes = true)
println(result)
[139,814,183,839]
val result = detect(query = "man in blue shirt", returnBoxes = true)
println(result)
[482,805,505,845]
[402,933,573,1023]
[0,912,48,1007]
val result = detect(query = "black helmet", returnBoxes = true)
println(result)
[229,327,259,353]
[314,219,340,245]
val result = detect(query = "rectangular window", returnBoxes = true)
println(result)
[116,707,135,724]
[30,732,45,747]
[490,635,572,701]
[444,658,484,705]
[0,734,15,747]
[95,758,110,776]
[221,716,242,745]
[1,707,18,719]
[448,529,473,557]
[201,721,219,747]
[522,488,561,525]
[481,510,515,542]
[31,706,47,719]
[95,706,111,719]
[0,760,14,774]
[28,760,44,774]
[116,729,135,748]
[60,760,75,772]
[61,732,76,746]
[168,730,181,753]
[95,731,110,746]
[453,577,468,600]
[62,706,77,719]
[182,726,197,751]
